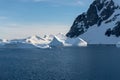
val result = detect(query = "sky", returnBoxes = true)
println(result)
[0,0,93,39]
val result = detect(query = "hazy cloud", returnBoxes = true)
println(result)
[0,22,69,39]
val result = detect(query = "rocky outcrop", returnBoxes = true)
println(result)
[66,0,120,38]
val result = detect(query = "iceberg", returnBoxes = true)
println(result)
[0,34,88,48]
[65,37,87,47]
[49,36,64,47]
[49,34,87,47]
[0,39,9,47]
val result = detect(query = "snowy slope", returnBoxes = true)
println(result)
[80,8,120,44]
[65,37,87,46]
[49,36,64,47]
[66,0,120,44]
[79,22,120,44]
[10,35,50,48]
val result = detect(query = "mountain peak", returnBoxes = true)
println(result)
[66,0,120,44]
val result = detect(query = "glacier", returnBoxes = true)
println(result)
[0,33,87,49]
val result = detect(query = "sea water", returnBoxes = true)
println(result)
[0,45,120,80]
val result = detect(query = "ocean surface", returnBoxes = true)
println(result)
[0,45,120,80]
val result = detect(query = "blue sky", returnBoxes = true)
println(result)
[0,0,92,39]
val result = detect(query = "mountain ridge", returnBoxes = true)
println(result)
[66,0,120,44]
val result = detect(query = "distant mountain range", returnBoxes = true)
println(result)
[66,0,120,44]
[0,33,87,48]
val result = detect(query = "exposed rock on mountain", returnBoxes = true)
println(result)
[66,0,120,44]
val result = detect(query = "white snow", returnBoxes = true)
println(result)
[49,36,64,47]
[0,39,9,46]
[79,23,120,44]
[65,37,87,47]
[49,34,87,47]
[78,2,120,44]
[0,34,88,48]
[2,35,50,48]
[26,35,50,45]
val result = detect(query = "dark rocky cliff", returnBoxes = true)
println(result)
[66,0,120,38]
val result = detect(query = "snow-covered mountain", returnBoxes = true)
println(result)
[0,34,87,48]
[49,33,87,47]
[7,35,51,48]
[66,0,120,44]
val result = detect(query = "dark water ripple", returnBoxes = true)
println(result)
[0,46,120,80]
